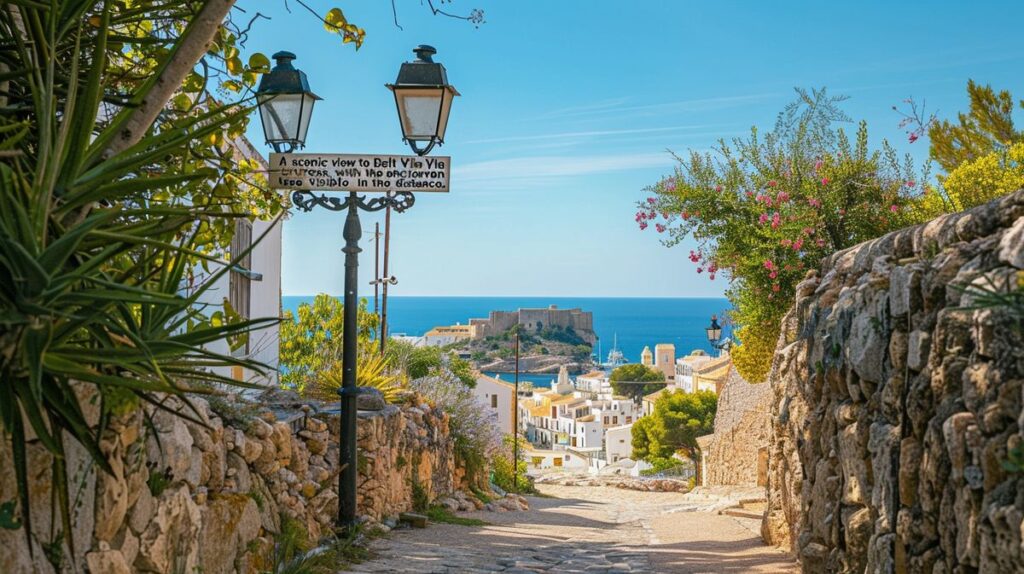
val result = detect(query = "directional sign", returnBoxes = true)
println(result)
[268,153,450,193]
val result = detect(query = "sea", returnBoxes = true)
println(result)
[282,296,732,386]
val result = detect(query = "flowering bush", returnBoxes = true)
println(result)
[637,89,927,382]
[410,370,502,486]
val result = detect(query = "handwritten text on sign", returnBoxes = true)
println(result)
[268,153,450,193]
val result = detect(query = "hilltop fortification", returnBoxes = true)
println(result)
[468,305,597,345]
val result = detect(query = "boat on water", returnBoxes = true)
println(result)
[599,334,627,370]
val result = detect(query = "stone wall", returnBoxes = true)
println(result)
[701,367,771,487]
[0,391,463,574]
[763,189,1024,572]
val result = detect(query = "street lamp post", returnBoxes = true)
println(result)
[256,46,457,530]
[705,315,728,356]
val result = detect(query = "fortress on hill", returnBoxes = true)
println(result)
[468,305,596,344]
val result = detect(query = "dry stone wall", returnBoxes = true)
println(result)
[702,367,772,487]
[763,189,1024,572]
[0,391,462,574]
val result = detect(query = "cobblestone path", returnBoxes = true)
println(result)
[342,485,797,573]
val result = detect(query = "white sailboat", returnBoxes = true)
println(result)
[600,333,627,370]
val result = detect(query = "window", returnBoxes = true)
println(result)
[612,416,618,424]
[491,395,498,408]
[626,416,632,424]
[619,439,625,443]
[229,219,252,353]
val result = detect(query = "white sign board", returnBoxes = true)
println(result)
[268,153,450,193]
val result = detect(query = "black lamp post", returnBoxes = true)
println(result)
[705,315,727,355]
[256,52,321,153]
[256,46,456,531]
[387,45,460,156]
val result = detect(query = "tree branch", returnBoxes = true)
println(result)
[105,0,236,158]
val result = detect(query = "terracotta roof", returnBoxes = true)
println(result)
[476,374,516,390]
[695,356,731,375]
[643,388,669,401]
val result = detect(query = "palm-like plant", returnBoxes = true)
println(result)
[303,352,408,404]
[0,0,278,552]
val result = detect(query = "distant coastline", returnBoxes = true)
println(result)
[282,296,732,364]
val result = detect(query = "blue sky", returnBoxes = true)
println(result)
[241,1,1024,297]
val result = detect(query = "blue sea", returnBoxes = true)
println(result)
[281,296,732,373]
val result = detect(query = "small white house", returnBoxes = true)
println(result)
[474,374,516,435]
[605,423,634,463]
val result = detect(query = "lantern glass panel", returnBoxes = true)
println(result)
[258,92,317,146]
[394,87,445,140]
[706,327,722,342]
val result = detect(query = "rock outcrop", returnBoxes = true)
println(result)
[0,391,465,573]
[763,189,1024,572]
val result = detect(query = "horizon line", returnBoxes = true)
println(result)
[281,294,731,300]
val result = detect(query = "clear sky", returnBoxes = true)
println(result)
[240,0,1024,297]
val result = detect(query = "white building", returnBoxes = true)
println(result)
[473,374,516,435]
[605,423,634,464]
[196,138,282,387]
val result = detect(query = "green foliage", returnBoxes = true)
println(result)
[0,0,281,547]
[0,501,22,530]
[385,338,476,387]
[1003,442,1024,474]
[425,505,489,526]
[631,390,717,469]
[730,323,779,383]
[609,363,666,403]
[279,294,379,392]
[638,88,926,376]
[491,435,536,494]
[147,466,173,497]
[929,80,1023,173]
[537,324,587,346]
[411,479,430,513]
[941,142,1024,212]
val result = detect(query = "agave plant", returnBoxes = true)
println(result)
[303,352,408,404]
[0,0,280,553]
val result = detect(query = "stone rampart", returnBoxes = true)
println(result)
[702,367,771,487]
[763,189,1024,572]
[0,391,462,573]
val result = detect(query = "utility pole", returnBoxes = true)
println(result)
[373,222,381,315]
[513,331,520,493]
[379,200,393,354]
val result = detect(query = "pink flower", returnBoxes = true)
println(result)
[655,223,666,233]
[759,213,769,224]
[793,238,804,251]
[816,238,825,247]
[821,177,830,186]
[715,185,723,192]
[808,198,822,208]
[905,180,916,187]
[772,284,781,292]
[682,210,690,220]
[814,159,823,171]
[771,213,781,229]
[763,259,775,270]
[889,204,899,213]
[768,180,777,187]
[769,271,778,279]
[777,191,790,202]
[908,133,919,144]
[639,222,648,230]
[646,197,656,205]
[781,239,792,247]
[697,267,703,274]
[709,273,716,281]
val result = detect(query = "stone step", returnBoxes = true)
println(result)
[399,512,428,528]
[721,508,765,520]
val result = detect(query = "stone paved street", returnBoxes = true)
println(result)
[342,485,797,573]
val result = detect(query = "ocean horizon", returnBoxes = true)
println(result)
[282,295,732,367]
